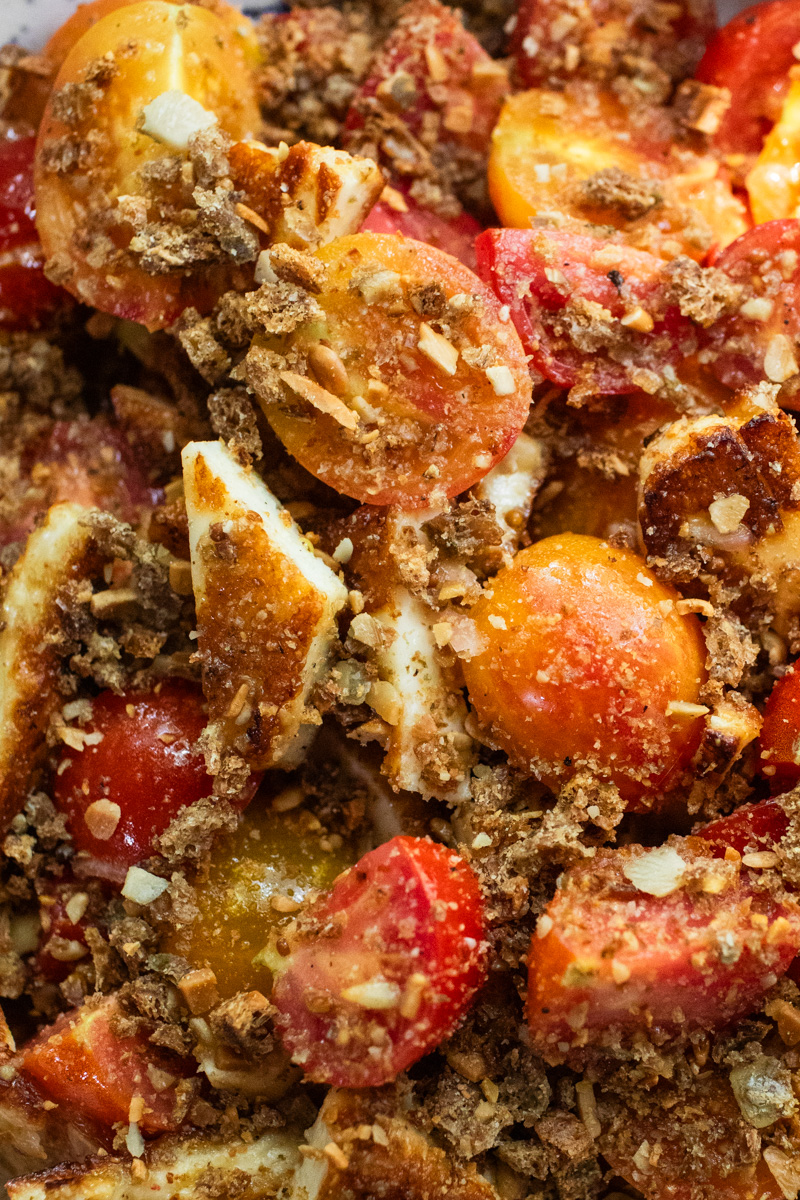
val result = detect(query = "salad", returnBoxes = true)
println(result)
[1,0,800,1196]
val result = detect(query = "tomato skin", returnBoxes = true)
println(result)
[254,231,531,507]
[0,136,70,330]
[527,839,800,1063]
[706,219,800,393]
[53,682,257,884]
[20,994,194,1132]
[462,535,708,805]
[344,0,507,157]
[361,189,481,271]
[699,798,790,853]
[758,667,800,793]
[475,227,693,394]
[272,836,487,1088]
[696,0,800,157]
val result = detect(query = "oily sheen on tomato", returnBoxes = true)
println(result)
[271,836,486,1087]
[462,535,707,805]
[696,0,800,157]
[53,682,255,882]
[527,837,800,1064]
[254,231,531,506]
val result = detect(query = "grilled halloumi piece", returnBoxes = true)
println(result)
[292,1089,497,1200]
[638,389,800,632]
[7,1127,301,1200]
[473,432,547,556]
[182,441,348,772]
[0,503,100,832]
[230,140,384,252]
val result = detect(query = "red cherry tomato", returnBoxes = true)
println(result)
[361,187,482,271]
[758,667,800,793]
[272,836,487,1087]
[344,0,507,158]
[54,682,257,884]
[527,839,800,1063]
[475,227,694,395]
[706,219,800,393]
[696,0,800,157]
[20,993,194,1132]
[698,798,790,852]
[0,135,70,330]
[1,417,158,549]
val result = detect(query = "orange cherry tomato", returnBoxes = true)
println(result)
[21,993,195,1132]
[759,666,800,793]
[527,839,800,1063]
[272,836,486,1088]
[488,88,748,259]
[462,534,708,805]
[251,231,531,506]
[34,0,261,330]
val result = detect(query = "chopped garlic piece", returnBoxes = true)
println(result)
[341,978,402,1009]
[622,846,686,897]
[708,493,750,534]
[417,323,459,376]
[140,90,217,151]
[122,866,169,905]
[485,364,516,395]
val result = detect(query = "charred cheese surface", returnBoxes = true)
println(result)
[0,503,99,831]
[7,1127,301,1200]
[182,441,348,771]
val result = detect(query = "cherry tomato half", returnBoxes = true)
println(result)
[527,839,800,1063]
[54,682,257,883]
[272,836,486,1087]
[696,0,800,157]
[20,993,194,1132]
[250,231,531,506]
[361,186,482,271]
[462,534,708,805]
[759,667,800,793]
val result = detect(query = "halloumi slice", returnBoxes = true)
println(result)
[7,1127,301,1200]
[473,432,547,555]
[182,441,348,770]
[0,503,99,832]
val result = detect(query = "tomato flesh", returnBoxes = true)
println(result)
[475,227,694,395]
[706,219,800,395]
[344,0,507,158]
[20,994,194,1132]
[361,187,482,271]
[53,682,257,883]
[463,534,707,805]
[0,136,70,330]
[252,231,531,506]
[527,839,800,1063]
[758,667,800,793]
[699,799,790,853]
[696,0,800,157]
[271,836,486,1087]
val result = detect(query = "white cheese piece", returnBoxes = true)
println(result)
[237,140,384,250]
[140,89,217,151]
[369,587,473,803]
[622,846,686,897]
[0,503,98,831]
[182,441,347,770]
[474,432,547,553]
[7,1128,301,1200]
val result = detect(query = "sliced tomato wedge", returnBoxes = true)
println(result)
[251,231,531,506]
[475,227,694,395]
[272,836,487,1087]
[698,798,790,853]
[0,135,71,330]
[343,0,507,158]
[361,186,481,270]
[20,993,195,1132]
[54,682,259,884]
[696,0,800,157]
[758,667,800,794]
[527,838,800,1063]
[705,219,800,395]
